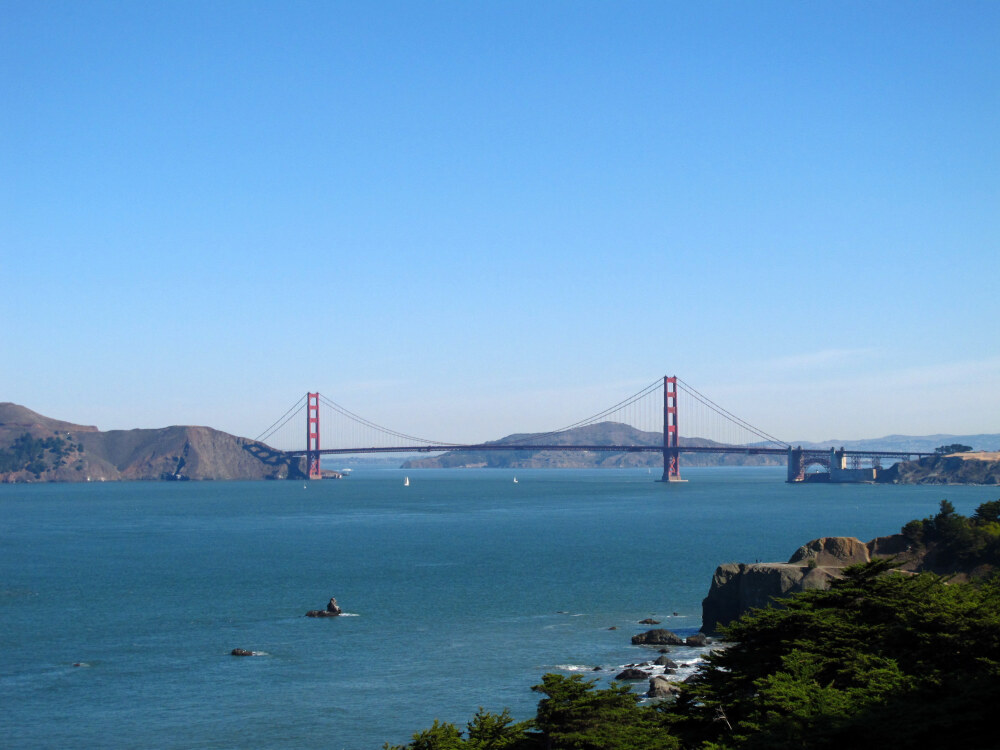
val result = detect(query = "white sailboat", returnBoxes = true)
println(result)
[513,477,518,484]
[404,476,410,487]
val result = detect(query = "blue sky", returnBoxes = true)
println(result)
[2,1,998,444]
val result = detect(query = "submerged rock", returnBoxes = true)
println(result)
[231,648,253,656]
[614,668,649,681]
[639,618,661,625]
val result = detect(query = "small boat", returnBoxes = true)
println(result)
[513,477,518,484]
[404,477,410,487]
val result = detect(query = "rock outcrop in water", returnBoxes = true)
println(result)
[306,597,343,618]
[631,628,685,646]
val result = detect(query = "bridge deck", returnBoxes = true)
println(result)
[285,444,931,459]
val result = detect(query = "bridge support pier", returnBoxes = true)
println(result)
[787,447,805,482]
[660,376,683,482]
[306,392,322,480]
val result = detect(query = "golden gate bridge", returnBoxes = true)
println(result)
[255,376,932,483]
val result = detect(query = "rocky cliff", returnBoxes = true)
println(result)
[701,535,918,633]
[878,452,1000,484]
[0,403,300,482]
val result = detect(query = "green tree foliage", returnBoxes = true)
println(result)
[466,708,531,750]
[905,499,1000,568]
[396,719,465,750]
[385,709,536,750]
[973,500,1000,524]
[934,443,973,454]
[386,677,678,750]
[531,673,677,750]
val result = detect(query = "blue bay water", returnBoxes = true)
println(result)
[1,468,994,748]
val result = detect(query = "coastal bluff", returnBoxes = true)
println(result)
[0,402,302,482]
[878,451,1000,484]
[701,535,911,633]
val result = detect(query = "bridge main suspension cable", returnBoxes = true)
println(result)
[254,375,790,455]
[254,395,306,444]
[675,378,788,449]
[316,393,462,447]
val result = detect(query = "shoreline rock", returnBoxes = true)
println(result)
[647,675,681,700]
[631,628,684,646]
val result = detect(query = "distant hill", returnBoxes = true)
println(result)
[0,403,301,482]
[878,451,1000,485]
[400,421,784,469]
[400,423,1000,470]
[792,433,1000,453]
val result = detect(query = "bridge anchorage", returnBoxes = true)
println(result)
[256,376,933,484]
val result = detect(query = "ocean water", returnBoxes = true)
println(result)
[1,468,994,748]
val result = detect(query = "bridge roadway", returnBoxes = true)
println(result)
[289,444,931,460]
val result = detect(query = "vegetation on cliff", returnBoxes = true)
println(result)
[0,432,82,477]
[900,498,1000,572]
[388,502,1000,750]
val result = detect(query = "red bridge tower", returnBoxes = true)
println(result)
[306,392,322,480]
[661,376,682,482]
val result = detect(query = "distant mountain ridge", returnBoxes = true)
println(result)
[401,423,1000,470]
[401,421,786,469]
[0,403,300,482]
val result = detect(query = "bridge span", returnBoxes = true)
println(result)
[257,377,933,483]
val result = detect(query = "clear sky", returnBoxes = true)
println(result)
[2,1,998,444]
